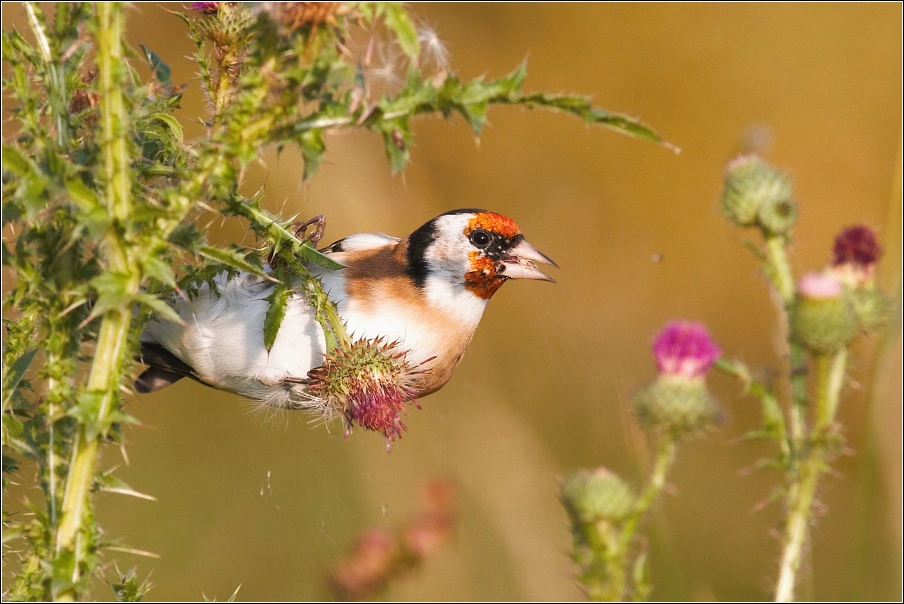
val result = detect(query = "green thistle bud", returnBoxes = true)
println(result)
[789,273,858,354]
[757,192,798,235]
[561,468,636,524]
[721,155,794,228]
[633,376,720,437]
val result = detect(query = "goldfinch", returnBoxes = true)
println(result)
[136,209,557,410]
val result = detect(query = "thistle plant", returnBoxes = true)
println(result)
[714,156,893,602]
[562,322,722,601]
[562,154,894,602]
[2,3,668,600]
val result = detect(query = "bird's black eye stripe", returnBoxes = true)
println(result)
[469,229,492,248]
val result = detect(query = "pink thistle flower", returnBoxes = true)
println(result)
[306,338,428,451]
[652,321,721,380]
[798,272,843,300]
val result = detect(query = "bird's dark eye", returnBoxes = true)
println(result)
[469,229,492,248]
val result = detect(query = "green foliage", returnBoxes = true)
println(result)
[110,566,153,602]
[2,3,667,600]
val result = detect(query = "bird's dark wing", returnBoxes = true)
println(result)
[135,342,208,393]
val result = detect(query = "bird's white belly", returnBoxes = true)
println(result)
[143,273,327,404]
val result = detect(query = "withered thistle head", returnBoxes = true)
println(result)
[833,225,883,268]
[307,337,427,451]
[830,224,883,288]
[327,529,397,600]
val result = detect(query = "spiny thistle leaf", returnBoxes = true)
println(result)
[1,144,31,176]
[2,348,38,406]
[139,43,171,86]
[298,243,345,271]
[135,293,184,326]
[110,567,153,602]
[263,281,291,352]
[147,113,183,146]
[198,245,267,277]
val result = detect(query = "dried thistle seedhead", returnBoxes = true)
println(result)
[327,480,458,600]
[401,479,458,559]
[306,337,427,450]
[69,67,99,118]
[327,529,398,600]
[264,2,351,30]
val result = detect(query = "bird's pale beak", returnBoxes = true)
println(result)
[498,239,558,282]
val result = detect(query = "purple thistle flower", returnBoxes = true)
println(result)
[190,2,219,15]
[653,321,721,379]
[830,225,882,287]
[833,225,882,268]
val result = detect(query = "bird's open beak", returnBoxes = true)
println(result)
[498,239,558,282]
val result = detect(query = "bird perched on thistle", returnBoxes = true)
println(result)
[136,209,556,446]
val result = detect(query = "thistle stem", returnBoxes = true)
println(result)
[630,436,677,526]
[788,343,808,447]
[53,5,139,599]
[762,234,807,449]
[764,234,796,304]
[813,354,832,430]
[775,450,821,602]
[822,349,847,430]
[776,346,849,601]
[24,2,68,147]
[618,435,677,600]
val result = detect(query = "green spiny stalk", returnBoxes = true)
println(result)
[776,345,849,602]
[53,5,140,599]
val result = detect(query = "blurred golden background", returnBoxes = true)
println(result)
[3,3,902,600]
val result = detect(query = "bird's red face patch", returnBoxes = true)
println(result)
[463,212,522,299]
[464,252,505,299]
[464,212,521,239]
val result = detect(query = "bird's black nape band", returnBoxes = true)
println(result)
[406,219,438,288]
